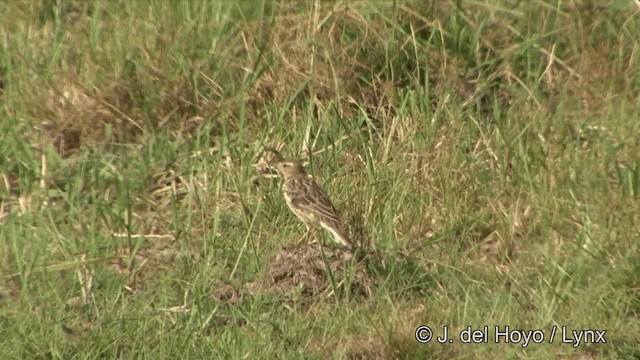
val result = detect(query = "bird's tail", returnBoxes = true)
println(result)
[320,222,352,249]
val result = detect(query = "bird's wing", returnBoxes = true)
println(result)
[286,177,351,246]
[290,178,340,219]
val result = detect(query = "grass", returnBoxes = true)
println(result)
[1,0,639,358]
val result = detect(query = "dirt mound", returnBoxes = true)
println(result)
[214,244,373,308]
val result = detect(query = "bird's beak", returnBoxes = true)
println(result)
[265,161,282,176]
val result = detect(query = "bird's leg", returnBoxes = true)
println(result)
[296,224,315,246]
[307,227,318,245]
[296,225,312,246]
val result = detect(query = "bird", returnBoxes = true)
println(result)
[272,159,352,249]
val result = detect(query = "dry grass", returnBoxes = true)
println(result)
[1,0,639,358]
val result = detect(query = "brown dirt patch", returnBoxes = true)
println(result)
[214,244,374,308]
[345,335,389,360]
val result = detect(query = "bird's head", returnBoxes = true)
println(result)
[273,159,307,178]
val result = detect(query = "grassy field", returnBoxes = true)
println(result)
[1,0,639,358]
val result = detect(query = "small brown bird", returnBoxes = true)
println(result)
[273,159,352,248]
